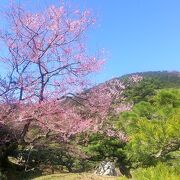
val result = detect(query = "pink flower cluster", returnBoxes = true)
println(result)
[128,74,143,83]
[106,129,128,142]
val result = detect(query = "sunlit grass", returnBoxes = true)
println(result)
[33,173,120,180]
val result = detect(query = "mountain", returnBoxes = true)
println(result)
[59,70,180,123]
[119,70,180,88]
[83,71,180,113]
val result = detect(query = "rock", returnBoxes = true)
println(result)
[95,161,117,176]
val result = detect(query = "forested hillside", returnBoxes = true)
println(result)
[121,71,180,88]
[0,71,180,180]
[83,71,180,179]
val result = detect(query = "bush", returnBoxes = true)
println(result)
[132,163,180,180]
[0,171,7,180]
[117,89,180,167]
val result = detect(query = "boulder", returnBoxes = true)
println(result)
[95,161,117,176]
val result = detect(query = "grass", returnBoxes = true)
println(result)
[33,162,180,180]
[33,173,120,180]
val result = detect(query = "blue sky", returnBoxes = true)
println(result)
[0,0,180,83]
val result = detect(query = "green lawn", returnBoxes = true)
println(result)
[33,173,122,180]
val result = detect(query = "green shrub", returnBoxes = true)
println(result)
[132,163,180,180]
[117,89,180,167]
[0,171,7,180]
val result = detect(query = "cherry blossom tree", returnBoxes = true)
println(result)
[0,1,143,143]
[0,2,105,143]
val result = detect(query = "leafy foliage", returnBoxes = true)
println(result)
[122,71,180,104]
[121,71,180,89]
[117,89,180,167]
[84,133,126,162]
[132,163,180,180]
[123,77,158,103]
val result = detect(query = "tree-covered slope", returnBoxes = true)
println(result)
[120,71,180,88]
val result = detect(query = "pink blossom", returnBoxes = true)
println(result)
[128,74,143,83]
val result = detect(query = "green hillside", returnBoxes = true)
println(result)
[120,71,180,88]
[1,71,180,180]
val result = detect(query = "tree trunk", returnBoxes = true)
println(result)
[119,164,132,178]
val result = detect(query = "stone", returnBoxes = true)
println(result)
[95,161,117,176]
